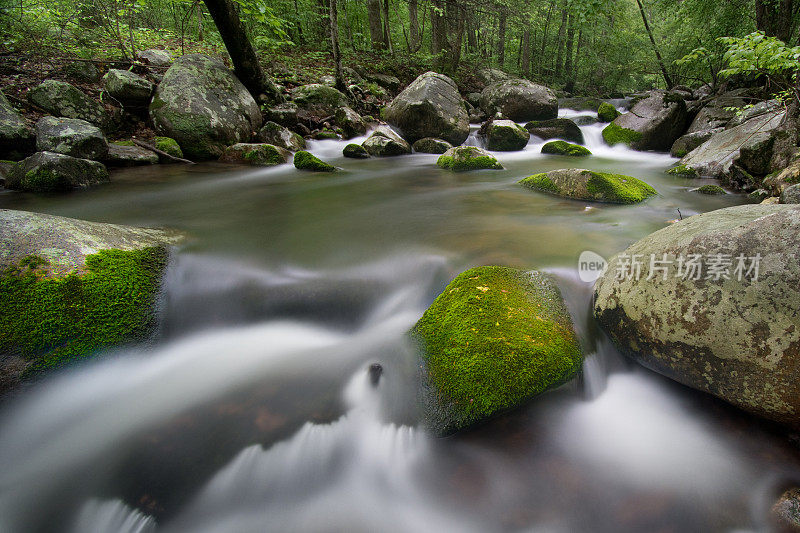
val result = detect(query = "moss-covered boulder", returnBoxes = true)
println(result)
[291,84,349,117]
[486,119,530,151]
[520,168,656,204]
[103,69,155,108]
[666,164,698,178]
[480,79,557,122]
[384,71,470,146]
[559,97,604,111]
[412,137,452,154]
[6,152,109,192]
[593,204,800,427]
[105,143,159,166]
[602,91,687,151]
[0,209,183,392]
[670,128,722,158]
[597,102,620,122]
[257,121,305,152]
[294,150,336,172]
[334,106,367,139]
[149,54,262,160]
[0,91,36,161]
[694,184,726,195]
[35,116,108,160]
[362,126,412,157]
[27,80,110,130]
[219,143,290,166]
[437,146,503,171]
[541,140,591,156]
[343,143,369,159]
[412,266,583,435]
[524,118,584,144]
[154,136,183,161]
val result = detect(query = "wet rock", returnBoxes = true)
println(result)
[486,119,530,151]
[412,137,452,154]
[525,118,584,144]
[520,168,655,203]
[480,79,558,122]
[384,71,469,146]
[103,69,155,108]
[594,204,800,426]
[105,143,159,166]
[6,151,109,192]
[670,128,723,158]
[597,102,620,122]
[361,126,412,157]
[154,136,183,161]
[412,266,582,435]
[558,97,603,111]
[293,150,336,172]
[602,91,687,151]
[541,140,591,156]
[782,184,800,204]
[35,116,108,160]
[219,143,290,166]
[334,106,366,139]
[436,146,502,171]
[150,54,262,160]
[257,121,305,151]
[27,80,110,129]
[343,143,369,159]
[0,91,35,160]
[693,184,726,195]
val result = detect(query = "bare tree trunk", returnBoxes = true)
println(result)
[566,27,582,93]
[329,0,347,93]
[634,0,673,88]
[554,8,567,78]
[563,14,574,81]
[408,0,420,52]
[431,0,448,55]
[197,3,204,40]
[203,0,272,99]
[382,0,393,52]
[539,0,554,77]
[756,0,794,43]
[496,7,507,68]
[450,0,466,70]
[521,29,531,78]
[367,0,385,50]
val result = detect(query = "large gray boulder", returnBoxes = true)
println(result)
[781,183,800,204]
[679,109,785,187]
[474,68,510,88]
[602,90,687,151]
[361,126,411,157]
[6,151,109,192]
[103,69,155,107]
[594,204,800,427]
[485,119,530,151]
[0,91,35,160]
[35,116,108,160]
[480,79,557,122]
[686,89,752,133]
[291,84,349,117]
[384,72,469,146]
[136,49,173,67]
[104,143,159,166]
[669,128,722,158]
[150,54,262,160]
[27,80,110,129]
[0,209,183,393]
[524,118,584,144]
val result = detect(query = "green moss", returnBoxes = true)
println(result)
[436,147,502,171]
[666,164,698,178]
[343,143,369,159]
[114,140,135,147]
[673,149,688,158]
[602,123,642,146]
[155,136,183,158]
[541,140,592,156]
[294,150,336,172]
[0,248,167,374]
[585,171,657,203]
[23,168,69,192]
[315,129,338,140]
[412,266,582,433]
[519,173,559,194]
[695,184,726,195]
[597,102,620,122]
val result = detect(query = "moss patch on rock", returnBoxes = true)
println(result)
[520,168,657,204]
[155,136,183,159]
[412,266,582,435]
[602,123,643,146]
[541,140,592,156]
[0,248,167,374]
[294,150,336,172]
[437,146,503,171]
[597,102,620,122]
[666,164,698,178]
[695,184,726,195]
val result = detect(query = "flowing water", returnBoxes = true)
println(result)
[1,113,798,533]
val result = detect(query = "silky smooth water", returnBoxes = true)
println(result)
[1,117,798,533]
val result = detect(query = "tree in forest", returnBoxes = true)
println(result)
[329,0,348,92]
[634,0,673,88]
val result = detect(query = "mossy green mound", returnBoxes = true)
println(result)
[437,146,503,172]
[343,143,370,159]
[220,143,289,166]
[695,184,726,195]
[597,102,621,122]
[155,136,183,159]
[541,140,592,156]
[294,150,336,172]
[412,266,582,435]
[601,123,643,146]
[666,164,698,177]
[520,168,656,204]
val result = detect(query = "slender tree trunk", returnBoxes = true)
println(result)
[634,0,673,88]
[382,0,393,52]
[496,7,507,68]
[293,0,305,44]
[197,3,203,41]
[450,1,466,70]
[431,0,448,55]
[554,8,567,78]
[367,0,385,50]
[408,0,420,52]
[329,0,347,93]
[202,0,271,99]
[563,13,574,81]
[566,27,582,93]
[539,1,554,77]
[521,29,531,78]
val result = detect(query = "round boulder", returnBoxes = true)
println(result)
[437,146,502,171]
[520,168,655,204]
[486,119,530,151]
[6,151,109,192]
[412,137,452,154]
[480,79,557,122]
[524,118,584,144]
[35,116,108,160]
[103,69,155,107]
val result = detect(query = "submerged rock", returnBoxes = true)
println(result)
[219,143,290,166]
[0,209,183,393]
[480,79,557,122]
[602,91,687,151]
[412,266,582,435]
[541,140,591,156]
[693,184,726,195]
[412,137,452,154]
[524,118,583,144]
[293,150,335,172]
[6,151,109,192]
[27,80,110,129]
[103,69,155,108]
[520,168,655,204]
[258,121,305,152]
[361,126,411,157]
[436,146,502,171]
[35,116,108,160]
[150,54,262,160]
[0,91,36,160]
[384,71,470,146]
[105,143,159,166]
[593,204,800,426]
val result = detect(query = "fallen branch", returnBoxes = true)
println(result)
[131,139,195,164]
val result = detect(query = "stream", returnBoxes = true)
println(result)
[1,111,798,533]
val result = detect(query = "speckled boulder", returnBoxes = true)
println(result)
[412,137,452,154]
[362,126,411,157]
[35,116,108,160]
[479,78,557,122]
[781,183,800,204]
[520,168,655,203]
[486,119,530,151]
[257,121,305,151]
[6,151,109,192]
[0,91,35,160]
[149,54,262,160]
[602,91,687,151]
[27,80,109,129]
[103,69,155,107]
[291,84,349,117]
[437,146,502,171]
[594,204,800,426]
[105,143,159,166]
[334,106,367,139]
[136,49,173,67]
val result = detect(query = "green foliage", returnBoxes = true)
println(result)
[0,248,167,373]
